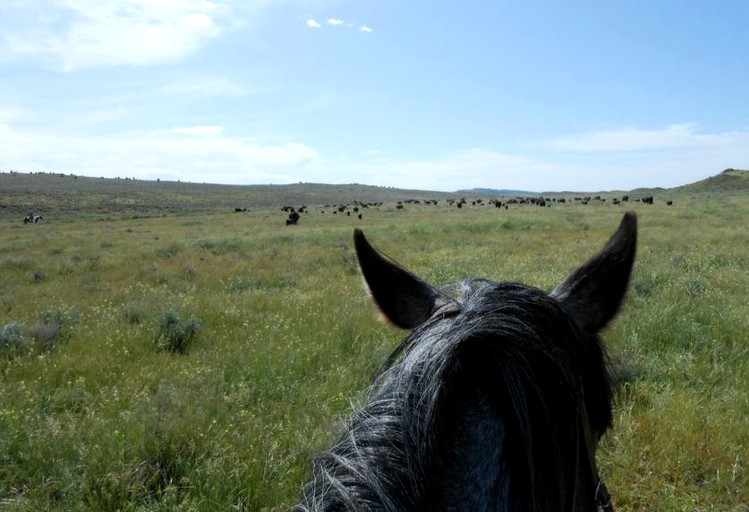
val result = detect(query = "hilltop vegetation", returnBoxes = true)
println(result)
[676,168,749,193]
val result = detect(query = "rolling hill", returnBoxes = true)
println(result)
[675,168,749,193]
[1,168,745,221]
[0,172,458,220]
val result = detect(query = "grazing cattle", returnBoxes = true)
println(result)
[641,196,654,205]
[666,200,673,206]
[286,211,301,226]
[24,214,43,224]
[296,213,637,512]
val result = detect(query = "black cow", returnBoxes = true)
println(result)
[286,211,301,225]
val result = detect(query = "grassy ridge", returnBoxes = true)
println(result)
[7,168,747,221]
[676,168,749,194]
[0,172,459,221]
[0,174,748,510]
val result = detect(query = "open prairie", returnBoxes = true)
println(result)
[1,171,748,510]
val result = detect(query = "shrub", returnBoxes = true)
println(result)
[29,322,62,351]
[0,321,30,357]
[156,243,183,259]
[35,305,78,349]
[0,294,12,314]
[154,309,202,354]
[122,301,146,325]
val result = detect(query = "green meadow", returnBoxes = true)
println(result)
[1,171,747,510]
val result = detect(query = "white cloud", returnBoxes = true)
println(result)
[334,126,749,192]
[344,148,554,191]
[0,106,29,124]
[161,77,256,97]
[183,12,215,29]
[2,112,746,191]
[0,122,321,184]
[544,123,744,152]
[1,0,231,70]
[168,126,224,137]
[305,16,372,32]
[532,124,749,189]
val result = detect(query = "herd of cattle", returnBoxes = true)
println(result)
[20,194,672,226]
[275,194,671,226]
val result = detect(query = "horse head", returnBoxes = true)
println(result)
[297,212,636,511]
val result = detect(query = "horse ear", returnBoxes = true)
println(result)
[551,212,637,333]
[354,229,445,329]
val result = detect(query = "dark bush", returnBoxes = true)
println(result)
[154,309,202,354]
[30,322,62,351]
[35,306,78,348]
[0,321,30,357]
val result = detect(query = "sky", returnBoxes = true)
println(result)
[1,1,748,192]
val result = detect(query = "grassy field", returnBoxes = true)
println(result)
[0,171,747,510]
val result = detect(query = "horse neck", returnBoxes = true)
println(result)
[434,384,511,511]
[430,361,598,512]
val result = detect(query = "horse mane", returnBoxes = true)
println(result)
[297,213,636,511]
[295,279,613,511]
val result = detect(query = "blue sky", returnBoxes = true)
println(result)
[1,1,748,192]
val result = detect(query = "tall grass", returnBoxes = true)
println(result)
[0,195,747,510]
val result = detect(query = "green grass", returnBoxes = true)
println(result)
[0,176,748,510]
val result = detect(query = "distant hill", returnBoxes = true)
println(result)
[457,188,538,196]
[675,168,749,193]
[0,172,459,220]
[2,168,746,221]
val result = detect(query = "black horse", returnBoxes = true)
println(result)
[296,213,637,511]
